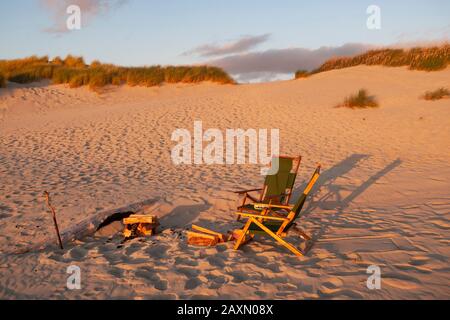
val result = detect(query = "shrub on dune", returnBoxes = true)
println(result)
[126,67,165,87]
[182,66,208,83]
[295,70,310,79]
[312,45,450,74]
[336,89,379,109]
[0,73,6,88]
[0,56,49,75]
[0,56,54,84]
[89,72,109,91]
[111,76,122,86]
[8,65,55,84]
[164,66,189,83]
[63,55,86,68]
[201,66,235,84]
[0,55,235,91]
[422,87,450,101]
[52,67,79,84]
[90,60,102,68]
[51,56,64,66]
[69,73,88,88]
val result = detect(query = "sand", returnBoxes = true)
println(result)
[0,65,449,299]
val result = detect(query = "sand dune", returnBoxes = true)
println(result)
[0,66,449,299]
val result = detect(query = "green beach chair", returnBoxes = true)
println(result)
[233,164,321,256]
[234,155,301,221]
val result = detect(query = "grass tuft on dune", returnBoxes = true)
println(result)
[336,89,379,109]
[294,70,309,79]
[0,72,5,88]
[422,87,450,101]
[0,55,235,91]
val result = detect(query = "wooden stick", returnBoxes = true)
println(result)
[43,191,63,250]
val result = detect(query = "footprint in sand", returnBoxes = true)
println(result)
[409,256,430,266]
[124,242,145,256]
[429,219,450,230]
[229,270,248,283]
[145,245,169,259]
[176,266,201,278]
[383,278,418,290]
[393,263,433,274]
[318,279,364,298]
[184,277,202,290]
[134,268,168,291]
[68,247,88,260]
[206,254,227,268]
[322,277,344,289]
[108,267,124,278]
[174,256,198,267]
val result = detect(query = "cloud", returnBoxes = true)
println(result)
[207,38,450,83]
[184,34,270,57]
[205,43,373,82]
[234,72,293,83]
[40,0,128,34]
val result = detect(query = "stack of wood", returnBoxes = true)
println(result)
[187,225,249,246]
[123,214,159,239]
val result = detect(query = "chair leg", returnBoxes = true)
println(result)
[250,218,303,257]
[233,219,252,250]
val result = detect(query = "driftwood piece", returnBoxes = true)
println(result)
[11,198,160,254]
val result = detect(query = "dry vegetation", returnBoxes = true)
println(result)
[422,87,450,101]
[0,55,235,90]
[0,72,5,88]
[294,70,309,79]
[295,45,450,78]
[336,89,379,109]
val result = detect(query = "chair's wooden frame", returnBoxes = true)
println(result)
[233,165,321,256]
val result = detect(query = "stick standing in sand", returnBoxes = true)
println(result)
[43,191,63,250]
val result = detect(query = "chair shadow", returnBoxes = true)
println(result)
[297,156,402,247]
[291,153,369,211]
[308,157,401,214]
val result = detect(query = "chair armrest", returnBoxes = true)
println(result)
[234,212,288,221]
[233,188,263,194]
[250,203,293,210]
[264,193,290,199]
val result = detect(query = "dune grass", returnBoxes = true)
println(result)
[0,55,235,91]
[0,72,5,88]
[294,70,309,79]
[336,89,379,109]
[295,45,450,79]
[422,87,450,101]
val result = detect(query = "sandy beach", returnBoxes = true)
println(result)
[0,65,449,299]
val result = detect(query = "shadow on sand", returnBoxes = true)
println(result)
[159,202,212,229]
[292,154,402,244]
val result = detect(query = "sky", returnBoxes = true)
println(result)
[0,0,449,82]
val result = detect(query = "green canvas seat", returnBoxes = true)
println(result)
[235,155,301,220]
